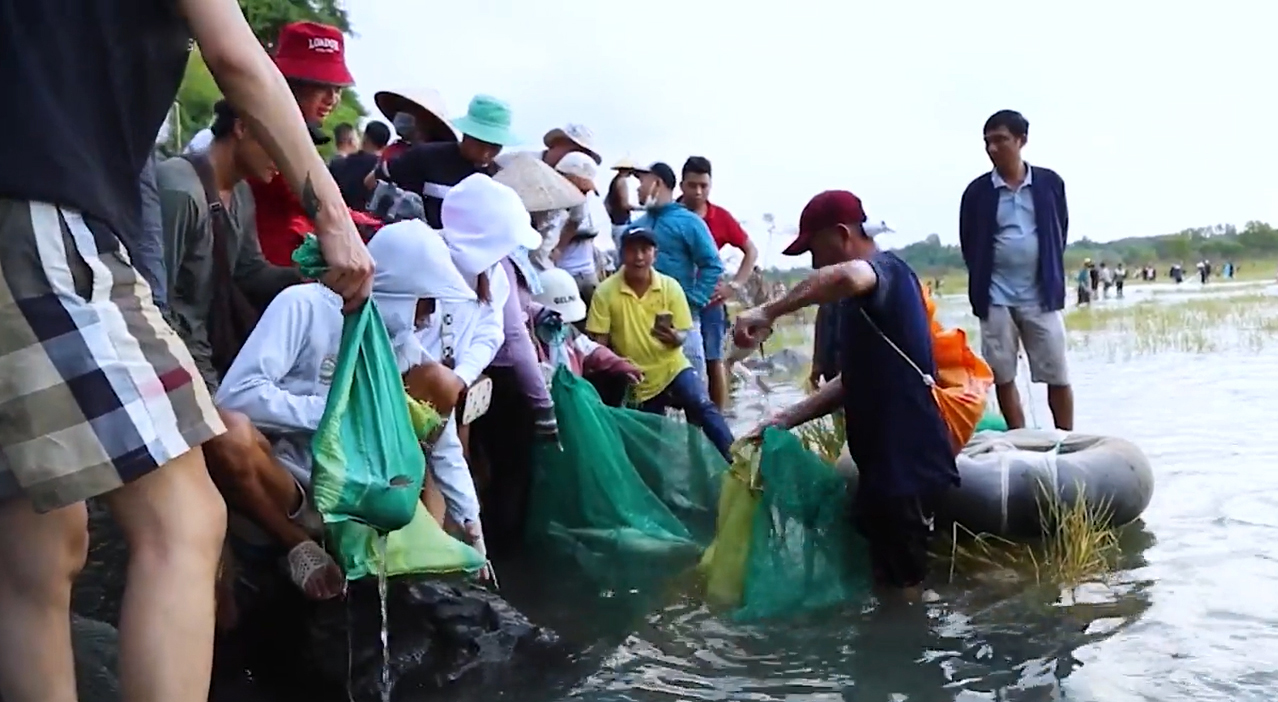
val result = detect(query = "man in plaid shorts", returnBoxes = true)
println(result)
[0,1,373,701]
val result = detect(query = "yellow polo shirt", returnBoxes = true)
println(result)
[585,269,693,403]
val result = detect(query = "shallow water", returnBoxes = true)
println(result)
[440,281,1278,702]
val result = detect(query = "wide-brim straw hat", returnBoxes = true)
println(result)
[610,156,640,171]
[374,87,457,143]
[494,153,586,213]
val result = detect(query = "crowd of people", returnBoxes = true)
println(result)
[0,2,1076,700]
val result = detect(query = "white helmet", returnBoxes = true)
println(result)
[533,268,587,323]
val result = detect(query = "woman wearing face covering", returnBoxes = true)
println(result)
[418,173,544,559]
[214,218,481,595]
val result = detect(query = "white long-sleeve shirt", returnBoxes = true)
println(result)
[416,263,508,385]
[216,283,341,484]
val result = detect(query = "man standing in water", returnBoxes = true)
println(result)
[679,156,760,408]
[959,110,1073,431]
[734,191,958,594]
[0,1,373,701]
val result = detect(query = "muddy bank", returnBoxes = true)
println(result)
[41,504,563,702]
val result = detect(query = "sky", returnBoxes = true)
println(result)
[344,0,1277,269]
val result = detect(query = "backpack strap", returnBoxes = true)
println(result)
[180,153,235,283]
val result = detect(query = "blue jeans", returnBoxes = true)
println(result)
[639,368,734,460]
[700,303,727,362]
[682,309,707,384]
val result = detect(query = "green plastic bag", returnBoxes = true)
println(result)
[293,235,424,534]
[698,444,761,608]
[329,502,486,581]
[975,407,1008,432]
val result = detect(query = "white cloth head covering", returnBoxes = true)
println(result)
[441,173,543,280]
[863,220,894,238]
[368,219,477,371]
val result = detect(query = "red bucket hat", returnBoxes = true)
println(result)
[782,190,867,256]
[273,21,354,87]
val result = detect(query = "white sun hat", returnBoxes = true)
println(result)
[493,152,586,213]
[440,173,543,279]
[533,268,588,323]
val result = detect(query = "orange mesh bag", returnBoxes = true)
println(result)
[860,285,993,452]
[917,285,993,450]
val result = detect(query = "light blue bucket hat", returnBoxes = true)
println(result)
[451,94,519,147]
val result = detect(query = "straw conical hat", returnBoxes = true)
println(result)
[610,155,639,171]
[493,153,586,213]
[374,87,457,143]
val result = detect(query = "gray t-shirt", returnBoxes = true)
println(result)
[155,157,301,390]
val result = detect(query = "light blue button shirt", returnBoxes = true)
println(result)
[988,164,1041,307]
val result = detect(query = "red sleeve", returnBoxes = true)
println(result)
[709,204,749,250]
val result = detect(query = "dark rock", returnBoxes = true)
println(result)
[307,576,565,701]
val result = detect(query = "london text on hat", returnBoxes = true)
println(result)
[272,21,354,87]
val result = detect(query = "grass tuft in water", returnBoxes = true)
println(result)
[793,414,845,465]
[934,480,1121,588]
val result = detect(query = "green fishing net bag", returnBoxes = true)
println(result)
[701,428,873,621]
[293,235,424,535]
[526,367,727,584]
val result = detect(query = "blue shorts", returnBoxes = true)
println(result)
[700,303,728,362]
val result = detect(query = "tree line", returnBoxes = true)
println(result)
[158,0,366,157]
[761,220,1278,284]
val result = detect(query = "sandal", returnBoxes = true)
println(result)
[286,541,346,601]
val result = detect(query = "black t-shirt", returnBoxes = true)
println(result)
[1,0,190,252]
[385,142,493,228]
[839,251,958,498]
[329,151,379,210]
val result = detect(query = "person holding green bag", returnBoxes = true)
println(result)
[215,218,475,599]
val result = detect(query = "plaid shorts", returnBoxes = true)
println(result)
[0,199,225,512]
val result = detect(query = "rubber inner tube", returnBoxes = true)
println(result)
[939,429,1155,539]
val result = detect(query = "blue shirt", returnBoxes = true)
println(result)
[988,166,1040,307]
[839,251,959,498]
[631,202,723,309]
[959,165,1069,319]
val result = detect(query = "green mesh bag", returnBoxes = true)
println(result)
[735,427,872,621]
[526,367,726,585]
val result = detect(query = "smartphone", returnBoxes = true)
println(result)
[653,311,674,332]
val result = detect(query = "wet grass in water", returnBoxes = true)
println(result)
[935,481,1120,589]
[1066,291,1278,357]
[793,414,845,464]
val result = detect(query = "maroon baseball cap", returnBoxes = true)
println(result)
[782,190,867,256]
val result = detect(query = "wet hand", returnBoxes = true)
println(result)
[733,306,773,349]
[315,208,374,312]
[742,412,788,444]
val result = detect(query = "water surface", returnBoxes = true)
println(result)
[454,281,1278,702]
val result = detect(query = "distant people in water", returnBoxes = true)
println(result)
[1170,262,1184,284]
[1114,262,1126,298]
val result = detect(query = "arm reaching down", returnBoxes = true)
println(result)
[177,0,372,308]
[215,287,328,433]
[735,259,880,350]
[452,265,508,386]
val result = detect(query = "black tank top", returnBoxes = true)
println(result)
[0,0,190,251]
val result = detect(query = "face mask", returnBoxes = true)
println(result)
[392,112,417,140]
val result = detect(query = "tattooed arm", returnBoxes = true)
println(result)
[762,260,878,321]
[178,0,373,308]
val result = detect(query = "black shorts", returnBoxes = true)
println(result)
[852,490,938,589]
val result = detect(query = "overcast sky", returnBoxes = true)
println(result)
[345,0,1276,267]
